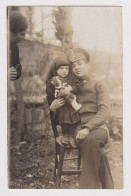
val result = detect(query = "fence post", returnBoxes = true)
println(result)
[14,78,25,143]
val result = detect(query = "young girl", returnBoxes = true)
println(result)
[46,56,82,147]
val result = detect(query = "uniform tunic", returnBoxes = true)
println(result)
[75,76,111,136]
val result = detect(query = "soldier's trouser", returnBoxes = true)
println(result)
[75,126,114,189]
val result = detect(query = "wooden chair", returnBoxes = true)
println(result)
[50,115,81,189]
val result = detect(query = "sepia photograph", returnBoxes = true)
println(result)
[7,5,123,189]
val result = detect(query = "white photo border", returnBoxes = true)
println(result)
[0,0,131,195]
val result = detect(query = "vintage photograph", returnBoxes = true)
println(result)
[8,6,122,189]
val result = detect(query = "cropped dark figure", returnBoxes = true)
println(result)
[9,11,28,80]
[46,56,82,147]
[50,48,114,189]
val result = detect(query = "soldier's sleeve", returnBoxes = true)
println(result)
[84,80,111,131]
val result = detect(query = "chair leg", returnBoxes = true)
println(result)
[56,145,65,189]
[53,153,58,181]
[54,143,60,181]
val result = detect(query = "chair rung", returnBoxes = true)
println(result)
[62,169,81,175]
[64,157,79,161]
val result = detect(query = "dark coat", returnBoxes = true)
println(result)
[9,40,22,80]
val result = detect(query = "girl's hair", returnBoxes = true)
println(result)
[47,56,71,80]
[54,56,71,71]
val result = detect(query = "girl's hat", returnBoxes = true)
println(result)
[47,56,71,79]
[53,56,71,71]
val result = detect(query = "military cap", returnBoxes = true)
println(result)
[66,48,90,63]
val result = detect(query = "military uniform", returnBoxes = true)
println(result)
[67,48,114,189]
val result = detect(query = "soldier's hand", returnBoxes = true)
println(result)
[76,128,90,140]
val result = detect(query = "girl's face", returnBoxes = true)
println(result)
[56,66,69,78]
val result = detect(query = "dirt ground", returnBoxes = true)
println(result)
[9,133,123,189]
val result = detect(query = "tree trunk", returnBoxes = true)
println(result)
[53,7,73,53]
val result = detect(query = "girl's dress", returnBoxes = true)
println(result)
[46,73,82,125]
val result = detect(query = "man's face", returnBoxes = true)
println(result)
[72,59,89,79]
[11,30,26,43]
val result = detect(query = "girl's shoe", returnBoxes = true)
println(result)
[69,135,77,148]
[61,134,69,146]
